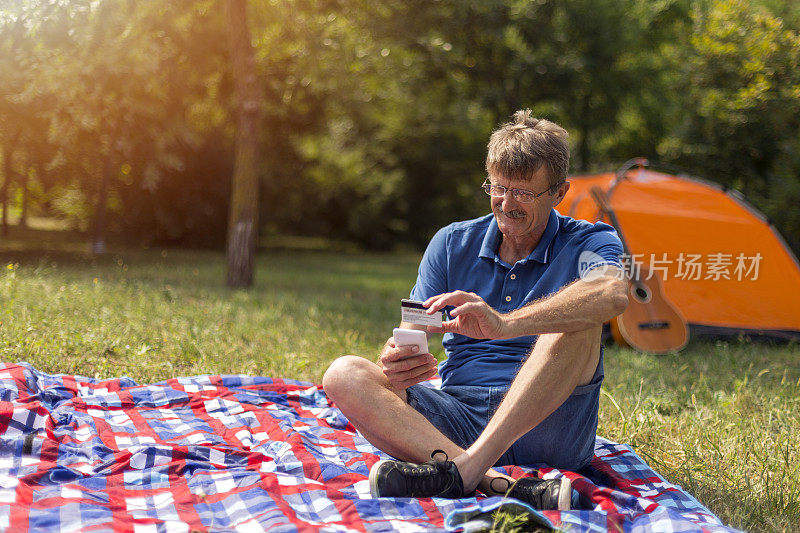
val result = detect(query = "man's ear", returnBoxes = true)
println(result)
[552,181,571,207]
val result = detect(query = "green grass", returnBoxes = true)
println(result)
[1,237,798,532]
[599,342,800,532]
[0,247,426,382]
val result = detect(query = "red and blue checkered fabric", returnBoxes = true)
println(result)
[0,362,737,532]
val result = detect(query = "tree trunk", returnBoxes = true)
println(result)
[224,0,263,288]
[1,144,11,237]
[20,166,29,229]
[92,158,112,255]
[578,94,591,172]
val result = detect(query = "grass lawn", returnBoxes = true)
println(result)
[1,235,798,532]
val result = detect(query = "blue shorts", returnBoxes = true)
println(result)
[405,348,604,472]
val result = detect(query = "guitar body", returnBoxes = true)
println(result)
[588,185,689,354]
[610,264,689,354]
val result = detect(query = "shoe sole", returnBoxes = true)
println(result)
[368,459,391,498]
[556,476,572,511]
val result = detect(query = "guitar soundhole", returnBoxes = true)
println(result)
[631,284,651,304]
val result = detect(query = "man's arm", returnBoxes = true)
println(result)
[425,267,628,339]
[503,267,628,336]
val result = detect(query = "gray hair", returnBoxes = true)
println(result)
[486,109,570,188]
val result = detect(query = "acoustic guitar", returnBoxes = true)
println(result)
[589,186,689,354]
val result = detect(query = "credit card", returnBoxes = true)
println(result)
[401,299,443,327]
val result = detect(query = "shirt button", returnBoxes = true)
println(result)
[510,274,516,280]
[505,296,512,302]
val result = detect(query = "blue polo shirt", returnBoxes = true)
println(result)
[409,209,623,388]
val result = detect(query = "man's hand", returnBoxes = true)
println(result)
[378,336,438,391]
[424,291,508,339]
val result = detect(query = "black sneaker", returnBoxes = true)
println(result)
[369,450,467,499]
[490,475,572,511]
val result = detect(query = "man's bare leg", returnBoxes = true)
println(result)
[323,355,465,463]
[324,326,599,495]
[457,327,602,494]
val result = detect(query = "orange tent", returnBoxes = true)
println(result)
[560,161,800,341]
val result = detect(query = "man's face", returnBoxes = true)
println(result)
[489,169,568,240]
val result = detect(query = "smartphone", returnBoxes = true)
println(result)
[392,328,428,355]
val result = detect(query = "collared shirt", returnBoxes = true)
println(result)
[410,209,623,388]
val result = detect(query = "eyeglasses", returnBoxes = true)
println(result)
[481,180,556,203]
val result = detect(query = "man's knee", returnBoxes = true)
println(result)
[535,327,602,383]
[322,355,379,403]
[537,327,600,353]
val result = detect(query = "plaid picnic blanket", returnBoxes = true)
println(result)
[0,362,737,532]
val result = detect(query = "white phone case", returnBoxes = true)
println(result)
[392,328,428,355]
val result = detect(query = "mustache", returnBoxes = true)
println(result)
[495,206,526,219]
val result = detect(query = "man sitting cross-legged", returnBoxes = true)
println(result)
[323,110,628,510]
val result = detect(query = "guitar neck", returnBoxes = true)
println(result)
[602,208,632,256]
[589,186,636,278]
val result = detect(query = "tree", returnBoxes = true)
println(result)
[662,0,800,250]
[224,0,263,287]
[2,0,798,255]
[0,2,29,235]
[1,0,228,249]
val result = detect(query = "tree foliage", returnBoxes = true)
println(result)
[663,0,800,250]
[1,0,799,253]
